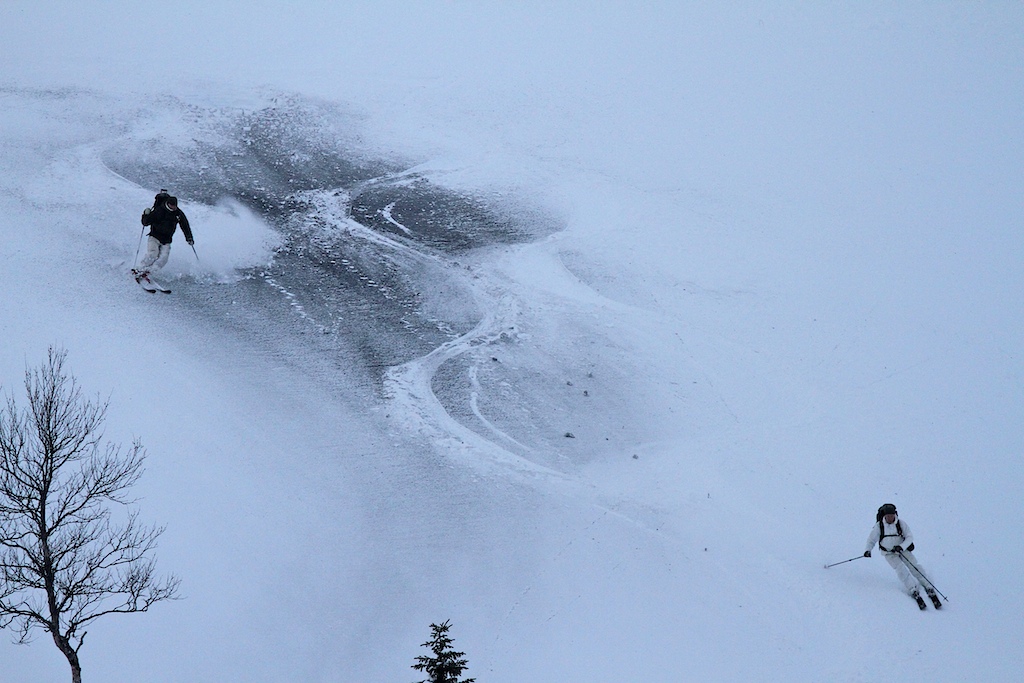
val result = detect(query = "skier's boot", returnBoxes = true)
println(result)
[926,588,942,609]
[912,591,927,610]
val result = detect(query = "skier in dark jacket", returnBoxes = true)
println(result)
[134,190,194,280]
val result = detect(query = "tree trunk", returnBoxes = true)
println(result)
[53,632,82,683]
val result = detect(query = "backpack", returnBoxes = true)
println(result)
[152,189,170,208]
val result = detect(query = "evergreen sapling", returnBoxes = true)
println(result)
[412,620,475,683]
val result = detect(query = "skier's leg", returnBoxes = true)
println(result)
[884,551,918,594]
[900,550,932,592]
[151,243,171,272]
[136,236,162,272]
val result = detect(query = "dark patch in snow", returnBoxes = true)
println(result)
[101,95,561,380]
[350,177,531,253]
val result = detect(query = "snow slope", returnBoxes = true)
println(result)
[1,3,1022,682]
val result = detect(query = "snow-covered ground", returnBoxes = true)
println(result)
[1,3,1022,681]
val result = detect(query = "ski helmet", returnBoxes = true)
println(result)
[876,503,897,522]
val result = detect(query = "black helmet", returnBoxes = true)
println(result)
[876,503,897,522]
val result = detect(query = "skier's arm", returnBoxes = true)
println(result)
[899,521,914,550]
[178,211,194,244]
[864,525,880,554]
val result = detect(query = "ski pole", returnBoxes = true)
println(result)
[824,555,866,569]
[189,242,199,262]
[133,225,146,268]
[897,550,949,602]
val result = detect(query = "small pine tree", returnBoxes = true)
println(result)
[411,620,475,683]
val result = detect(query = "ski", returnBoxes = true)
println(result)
[926,590,942,609]
[132,270,171,294]
[135,275,158,293]
[912,592,928,610]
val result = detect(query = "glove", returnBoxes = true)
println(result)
[863,550,871,558]
[906,543,914,552]
[143,207,152,215]
[187,238,194,246]
[891,545,903,553]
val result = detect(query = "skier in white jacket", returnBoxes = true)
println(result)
[864,503,941,608]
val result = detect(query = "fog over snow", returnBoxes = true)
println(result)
[1,3,1022,682]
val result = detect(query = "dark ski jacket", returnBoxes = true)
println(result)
[142,200,193,245]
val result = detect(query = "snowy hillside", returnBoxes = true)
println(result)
[1,3,1022,682]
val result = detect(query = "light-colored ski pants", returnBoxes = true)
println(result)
[137,236,171,273]
[884,549,930,595]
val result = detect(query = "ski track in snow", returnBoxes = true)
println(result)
[467,363,534,454]
[379,201,412,235]
[384,289,561,478]
[287,187,570,480]
[263,275,311,320]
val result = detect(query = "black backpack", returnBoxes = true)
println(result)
[152,189,171,208]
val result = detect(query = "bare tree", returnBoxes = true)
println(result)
[0,347,180,683]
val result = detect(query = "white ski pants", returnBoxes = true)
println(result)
[884,549,930,595]
[138,236,171,273]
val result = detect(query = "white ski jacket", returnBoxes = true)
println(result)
[865,518,915,554]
